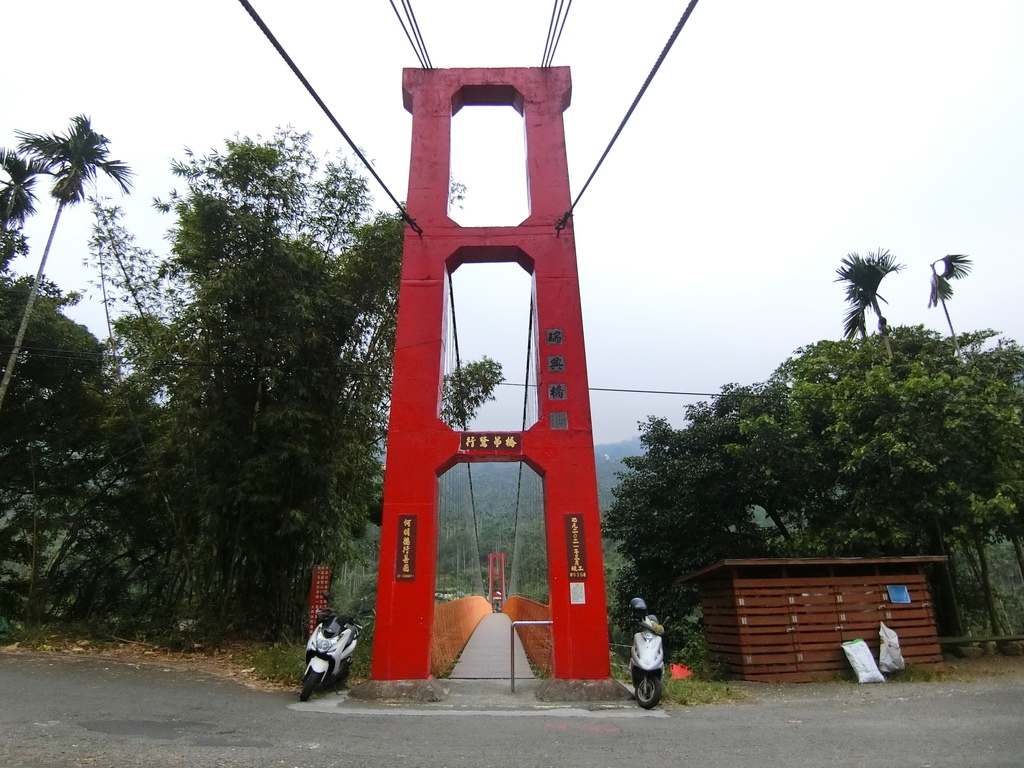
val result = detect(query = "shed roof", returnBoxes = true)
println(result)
[678,556,948,583]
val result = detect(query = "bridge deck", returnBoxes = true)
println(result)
[448,613,534,680]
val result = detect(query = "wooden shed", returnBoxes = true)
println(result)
[679,557,946,682]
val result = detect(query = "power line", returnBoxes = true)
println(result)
[0,346,105,362]
[235,0,422,234]
[496,380,1024,408]
[10,345,1022,408]
[388,0,433,69]
[495,380,717,397]
[0,345,384,378]
[541,0,573,68]
[557,0,701,231]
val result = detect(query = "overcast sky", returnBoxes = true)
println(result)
[4,1,1023,444]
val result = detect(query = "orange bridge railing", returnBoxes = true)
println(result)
[503,596,553,675]
[430,596,491,678]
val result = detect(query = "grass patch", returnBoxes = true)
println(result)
[240,621,375,686]
[663,675,748,706]
[611,653,747,706]
[3,623,134,653]
[238,641,306,684]
[3,620,377,691]
[348,621,373,682]
[884,664,946,683]
[4,625,63,651]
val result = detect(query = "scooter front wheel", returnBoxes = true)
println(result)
[635,675,662,709]
[300,669,323,702]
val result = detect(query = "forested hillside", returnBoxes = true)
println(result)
[464,437,641,516]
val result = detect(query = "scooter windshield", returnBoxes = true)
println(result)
[322,617,343,638]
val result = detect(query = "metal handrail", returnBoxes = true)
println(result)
[510,620,552,692]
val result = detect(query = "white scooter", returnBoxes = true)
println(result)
[300,594,362,701]
[628,597,665,709]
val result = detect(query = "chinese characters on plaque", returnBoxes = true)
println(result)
[565,514,588,580]
[545,331,567,405]
[459,432,523,453]
[308,564,332,634]
[395,515,417,580]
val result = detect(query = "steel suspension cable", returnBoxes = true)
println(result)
[388,0,434,68]
[510,295,536,590]
[464,465,483,590]
[446,273,484,591]
[541,0,574,68]
[402,0,433,69]
[447,274,463,374]
[439,466,450,595]
[236,0,422,234]
[509,294,536,565]
[556,0,701,231]
[468,461,485,596]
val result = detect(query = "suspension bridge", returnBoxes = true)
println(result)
[237,0,702,697]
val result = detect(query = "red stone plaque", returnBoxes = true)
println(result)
[458,432,523,452]
[308,564,332,634]
[396,515,417,581]
[565,514,587,580]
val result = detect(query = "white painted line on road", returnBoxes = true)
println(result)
[288,696,668,719]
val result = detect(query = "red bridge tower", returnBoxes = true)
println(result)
[372,67,611,683]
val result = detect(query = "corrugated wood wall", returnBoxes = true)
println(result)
[701,573,943,682]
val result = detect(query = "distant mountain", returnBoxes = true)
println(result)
[432,438,644,593]
[460,436,643,515]
[594,437,643,510]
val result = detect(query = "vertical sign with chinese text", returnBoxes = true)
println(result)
[396,515,417,581]
[565,514,588,580]
[308,565,332,635]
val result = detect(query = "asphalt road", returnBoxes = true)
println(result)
[2,651,1022,768]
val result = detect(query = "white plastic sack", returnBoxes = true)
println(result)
[879,622,906,673]
[842,638,885,683]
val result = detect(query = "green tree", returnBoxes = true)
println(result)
[440,356,504,429]
[744,326,1024,634]
[113,131,403,638]
[0,148,49,266]
[604,386,785,641]
[835,248,903,357]
[0,268,112,623]
[928,254,973,358]
[1,190,176,628]
[609,326,1024,639]
[0,116,133,416]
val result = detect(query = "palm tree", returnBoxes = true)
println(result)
[0,116,133,415]
[0,148,49,265]
[835,249,903,358]
[928,254,972,358]
[0,148,46,224]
